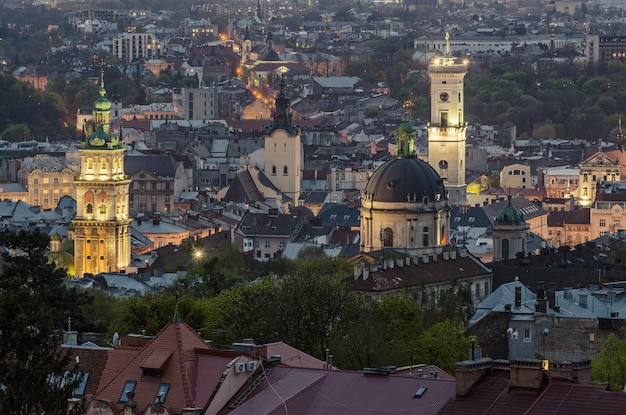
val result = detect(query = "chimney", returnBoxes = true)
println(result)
[579,294,588,308]
[536,282,545,301]
[515,286,522,308]
[547,283,557,310]
[570,358,592,383]
[450,250,457,260]
[363,267,369,280]
[509,359,544,390]
[422,254,429,264]
[443,251,450,260]
[395,258,403,268]
[455,358,493,397]
[549,361,572,381]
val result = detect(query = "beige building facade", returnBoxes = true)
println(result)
[577,151,620,207]
[361,122,450,255]
[264,78,302,204]
[426,35,468,206]
[500,163,531,189]
[17,155,79,210]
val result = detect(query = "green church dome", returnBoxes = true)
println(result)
[495,197,525,226]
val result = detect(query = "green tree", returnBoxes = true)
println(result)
[592,327,626,391]
[0,229,87,414]
[1,123,31,141]
[417,320,472,374]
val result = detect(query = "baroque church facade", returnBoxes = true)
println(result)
[72,73,132,277]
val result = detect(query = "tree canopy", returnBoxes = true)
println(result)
[0,229,89,414]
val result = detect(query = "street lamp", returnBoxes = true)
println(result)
[194,248,203,261]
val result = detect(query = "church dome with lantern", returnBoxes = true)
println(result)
[360,122,451,254]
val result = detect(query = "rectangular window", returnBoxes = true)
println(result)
[265,240,271,248]
[440,112,448,126]
[600,219,606,227]
[523,328,531,342]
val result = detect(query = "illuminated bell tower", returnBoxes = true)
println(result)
[427,32,468,206]
[72,71,132,277]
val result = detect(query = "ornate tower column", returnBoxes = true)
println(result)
[427,33,468,206]
[72,71,132,277]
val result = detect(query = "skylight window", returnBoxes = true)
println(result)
[74,372,90,397]
[154,384,170,404]
[413,387,428,399]
[119,380,137,403]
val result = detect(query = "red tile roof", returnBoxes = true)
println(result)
[90,322,212,412]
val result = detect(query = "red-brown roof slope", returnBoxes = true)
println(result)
[92,322,212,412]
[439,370,626,415]
[220,367,456,415]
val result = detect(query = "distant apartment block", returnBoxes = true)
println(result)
[112,33,162,64]
[172,87,219,120]
[586,34,626,67]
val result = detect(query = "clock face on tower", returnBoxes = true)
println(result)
[439,92,449,102]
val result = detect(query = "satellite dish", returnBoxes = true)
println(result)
[507,328,513,336]
[112,332,120,346]
[543,328,550,337]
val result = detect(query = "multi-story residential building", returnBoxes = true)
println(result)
[590,193,626,239]
[17,155,79,210]
[125,154,190,216]
[172,86,219,120]
[540,166,579,199]
[586,34,626,67]
[120,103,175,121]
[234,210,306,260]
[327,166,374,192]
[500,163,531,189]
[111,32,162,64]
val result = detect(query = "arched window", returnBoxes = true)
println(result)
[283,166,288,175]
[502,238,510,259]
[99,204,107,214]
[86,203,93,214]
[583,173,588,183]
[271,165,276,175]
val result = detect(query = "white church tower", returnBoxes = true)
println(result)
[427,32,469,206]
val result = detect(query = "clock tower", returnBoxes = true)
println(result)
[427,33,468,206]
[72,71,132,277]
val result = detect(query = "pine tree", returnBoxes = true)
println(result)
[0,229,86,414]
